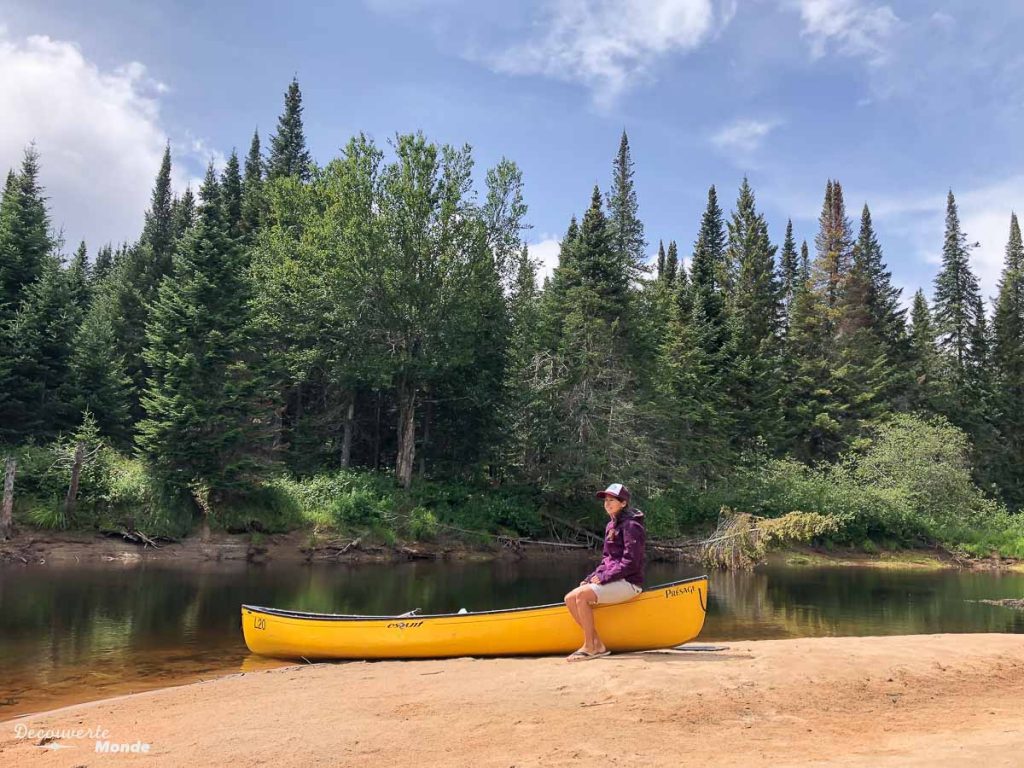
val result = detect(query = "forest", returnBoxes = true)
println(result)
[1,79,1022,556]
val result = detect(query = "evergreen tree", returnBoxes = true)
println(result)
[141,144,175,284]
[606,131,646,282]
[908,288,941,410]
[92,243,114,285]
[991,213,1024,507]
[665,239,679,286]
[67,240,90,309]
[68,279,133,444]
[137,164,272,497]
[727,178,784,449]
[0,256,82,439]
[266,78,313,181]
[779,218,799,314]
[933,191,983,375]
[656,240,666,279]
[241,129,265,241]
[172,186,196,242]
[931,191,991,461]
[220,150,243,240]
[812,179,854,320]
[0,147,52,316]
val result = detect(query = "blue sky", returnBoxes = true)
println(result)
[3,0,1024,304]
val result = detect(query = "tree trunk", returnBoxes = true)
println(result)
[395,380,417,489]
[1,458,15,540]
[340,394,355,468]
[64,442,85,517]
[372,391,382,470]
[418,398,431,478]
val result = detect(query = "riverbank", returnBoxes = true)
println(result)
[3,528,1022,571]
[2,634,1022,767]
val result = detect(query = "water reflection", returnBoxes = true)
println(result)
[1,560,1021,717]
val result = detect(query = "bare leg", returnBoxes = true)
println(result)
[574,587,606,654]
[564,588,582,625]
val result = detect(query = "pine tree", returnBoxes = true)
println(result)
[576,185,627,323]
[266,78,313,182]
[137,164,272,497]
[656,240,666,279]
[220,150,243,240]
[606,131,646,282]
[991,213,1024,507]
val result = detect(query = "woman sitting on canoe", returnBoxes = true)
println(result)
[564,482,645,661]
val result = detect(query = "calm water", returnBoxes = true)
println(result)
[1,559,1023,718]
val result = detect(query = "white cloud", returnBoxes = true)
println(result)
[528,235,562,286]
[0,29,210,254]
[711,118,782,153]
[488,0,735,107]
[791,0,899,65]
[873,178,1024,305]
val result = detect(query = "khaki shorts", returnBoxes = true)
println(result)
[590,580,642,605]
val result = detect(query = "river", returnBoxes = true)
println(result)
[1,559,1022,718]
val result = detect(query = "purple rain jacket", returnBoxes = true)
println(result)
[584,508,646,587]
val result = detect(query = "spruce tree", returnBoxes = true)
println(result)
[92,243,113,285]
[241,129,265,242]
[665,239,679,287]
[908,288,941,410]
[727,178,784,449]
[933,191,983,375]
[991,213,1024,507]
[172,186,196,242]
[266,78,313,182]
[137,164,271,497]
[141,144,175,284]
[656,240,666,280]
[0,147,52,316]
[606,131,646,282]
[812,179,854,319]
[779,219,798,314]
[220,150,243,240]
[68,280,133,444]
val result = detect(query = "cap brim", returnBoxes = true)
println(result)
[595,491,620,499]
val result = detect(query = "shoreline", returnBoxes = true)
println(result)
[2,528,1021,571]
[3,634,1023,767]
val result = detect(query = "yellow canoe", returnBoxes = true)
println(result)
[241,575,708,660]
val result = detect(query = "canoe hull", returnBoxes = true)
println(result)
[241,576,708,660]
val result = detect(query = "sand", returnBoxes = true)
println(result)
[2,634,1023,767]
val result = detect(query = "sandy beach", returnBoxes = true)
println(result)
[2,633,1022,767]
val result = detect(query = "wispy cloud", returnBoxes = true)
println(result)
[871,178,1024,304]
[711,118,782,154]
[487,0,736,108]
[790,0,899,65]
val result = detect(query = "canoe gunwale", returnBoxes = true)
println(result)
[241,575,708,622]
